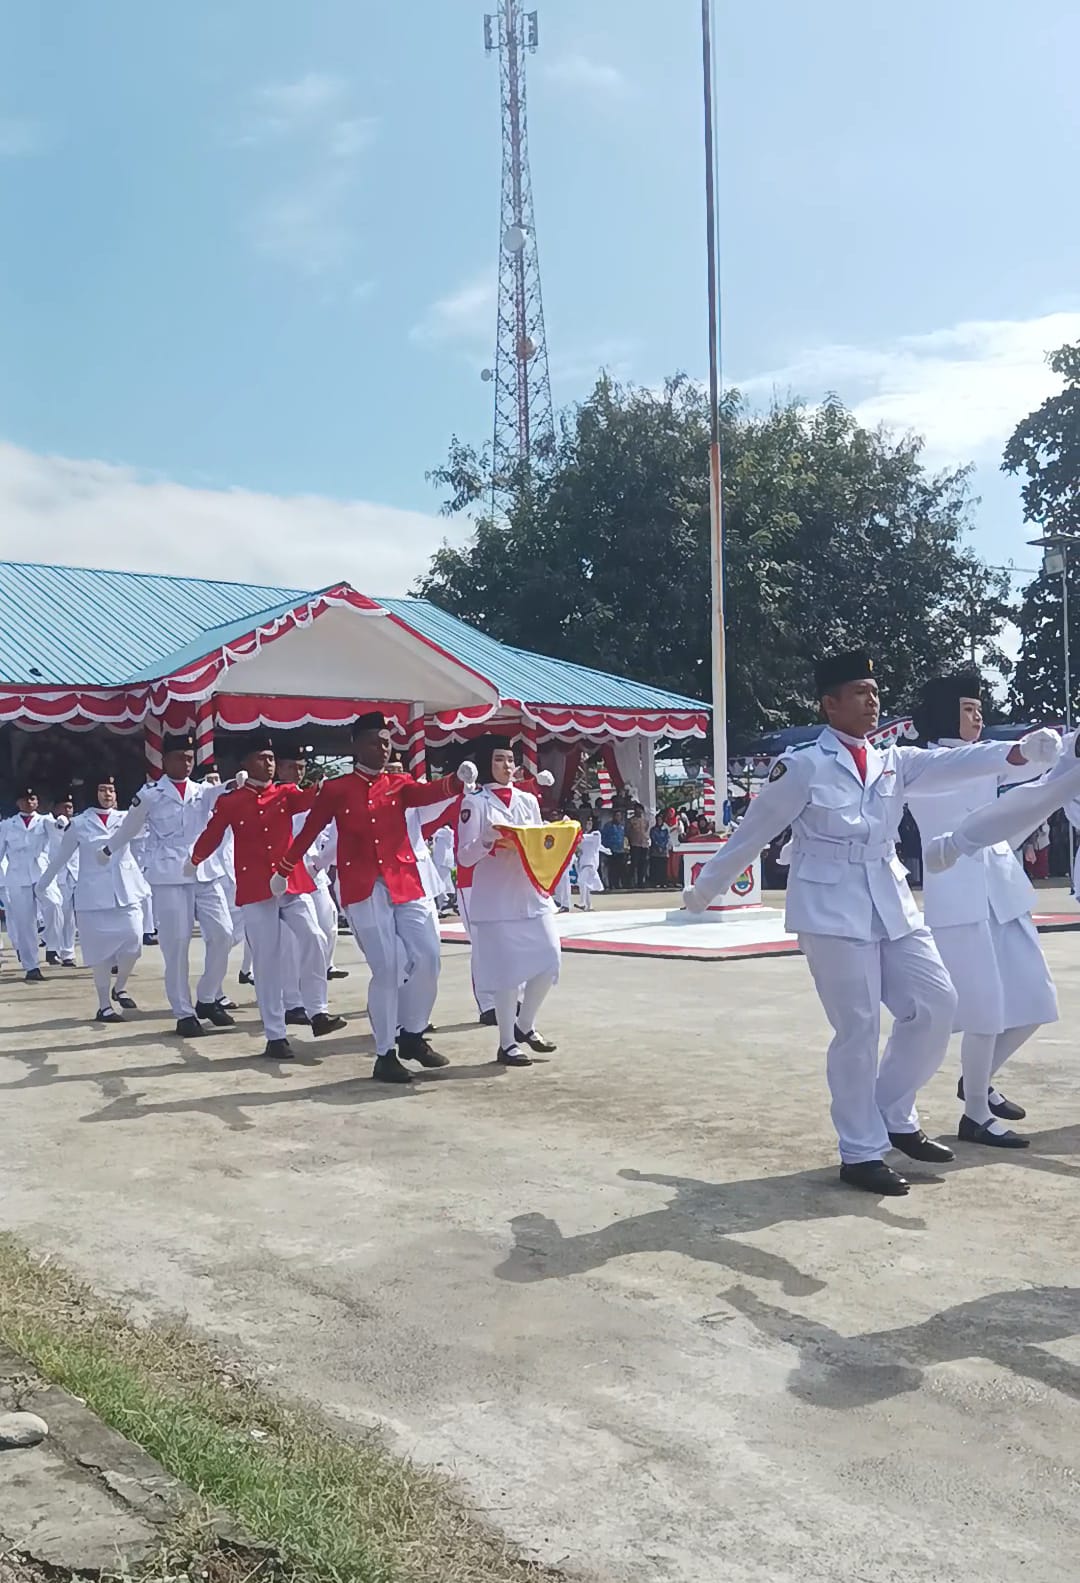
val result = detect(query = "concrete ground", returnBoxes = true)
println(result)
[2,896,1079,1583]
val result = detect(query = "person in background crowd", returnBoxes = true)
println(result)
[575,815,604,910]
[42,792,78,966]
[431,823,456,914]
[600,807,630,889]
[649,814,672,888]
[0,786,50,980]
[626,803,650,888]
[37,774,145,1021]
[1023,821,1051,880]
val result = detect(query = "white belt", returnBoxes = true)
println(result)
[794,836,895,865]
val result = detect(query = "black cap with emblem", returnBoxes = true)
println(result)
[162,731,196,756]
[913,671,982,745]
[814,650,875,697]
[351,711,387,737]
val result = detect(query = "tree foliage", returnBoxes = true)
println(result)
[418,375,1012,745]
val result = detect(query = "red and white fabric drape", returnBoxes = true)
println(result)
[517,716,539,778]
[403,704,427,781]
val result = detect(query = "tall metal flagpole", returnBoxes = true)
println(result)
[701,0,728,816]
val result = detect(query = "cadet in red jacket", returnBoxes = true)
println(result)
[191,733,346,1059]
[279,711,475,1084]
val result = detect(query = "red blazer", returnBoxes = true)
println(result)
[192,783,317,906]
[282,772,461,906]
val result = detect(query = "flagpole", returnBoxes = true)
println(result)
[700,0,728,818]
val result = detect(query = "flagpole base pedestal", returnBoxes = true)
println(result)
[678,840,761,911]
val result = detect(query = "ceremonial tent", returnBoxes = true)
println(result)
[0,563,709,809]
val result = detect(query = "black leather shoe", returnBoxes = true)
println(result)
[284,1007,310,1026]
[45,951,60,965]
[327,967,349,980]
[239,970,255,986]
[24,968,45,983]
[61,958,78,967]
[958,1078,1026,1121]
[217,996,238,1011]
[112,990,137,1010]
[398,1030,449,1067]
[373,1051,413,1084]
[311,1012,347,1038]
[958,1114,1029,1148]
[839,1160,909,1196]
[478,1008,497,1027]
[261,1038,293,1059]
[196,1000,236,1027]
[175,1015,205,1037]
[95,1007,123,1023]
[888,1130,955,1163]
[514,1024,557,1054]
[143,932,159,947]
[497,1045,534,1068]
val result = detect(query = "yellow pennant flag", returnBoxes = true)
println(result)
[496,818,582,897]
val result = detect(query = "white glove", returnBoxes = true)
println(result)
[924,834,960,874]
[233,769,248,789]
[682,886,709,915]
[457,760,478,790]
[203,771,221,786]
[1019,727,1061,768]
[535,770,555,788]
[269,871,288,896]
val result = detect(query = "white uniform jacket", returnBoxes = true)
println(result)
[45,815,80,884]
[693,728,1004,941]
[39,808,149,910]
[0,813,50,886]
[457,786,555,924]
[907,740,1045,929]
[107,778,230,885]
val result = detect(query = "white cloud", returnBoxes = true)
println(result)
[550,336,638,387]
[740,311,1080,463]
[0,117,50,157]
[254,72,346,126]
[411,270,496,350]
[0,440,465,594]
[544,54,628,97]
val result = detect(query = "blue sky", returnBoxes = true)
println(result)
[1,0,1078,594]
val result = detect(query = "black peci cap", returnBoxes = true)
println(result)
[351,711,387,736]
[814,650,875,697]
[162,732,196,755]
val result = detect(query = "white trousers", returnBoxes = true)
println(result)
[345,881,441,1054]
[454,884,495,1014]
[240,893,328,1041]
[39,882,71,958]
[140,892,155,935]
[153,880,236,1019]
[800,926,958,1164]
[282,886,338,1004]
[4,883,40,971]
[312,885,339,972]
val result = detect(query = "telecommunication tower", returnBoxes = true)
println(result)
[482,2,555,511]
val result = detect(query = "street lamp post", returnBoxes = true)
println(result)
[700,0,728,821]
[1028,534,1076,731]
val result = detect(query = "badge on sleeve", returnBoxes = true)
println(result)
[131,794,141,807]
[461,807,471,823]
[768,760,787,783]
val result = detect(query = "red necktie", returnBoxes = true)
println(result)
[494,787,514,808]
[848,743,868,783]
[96,812,110,827]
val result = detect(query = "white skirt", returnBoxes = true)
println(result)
[932,914,1058,1034]
[471,914,562,994]
[576,863,604,895]
[77,904,143,968]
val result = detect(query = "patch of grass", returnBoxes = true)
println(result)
[0,1235,562,1583]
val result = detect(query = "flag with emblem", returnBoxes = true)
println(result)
[493,815,582,897]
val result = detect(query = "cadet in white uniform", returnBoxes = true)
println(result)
[430,824,456,910]
[103,732,236,1037]
[907,674,1061,1148]
[0,785,50,980]
[457,736,560,1067]
[38,775,146,1020]
[685,651,1012,1197]
[41,792,78,966]
[575,820,603,909]
[275,748,346,1021]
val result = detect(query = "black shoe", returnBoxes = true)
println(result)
[373,1050,413,1084]
[217,996,238,1011]
[284,1007,311,1026]
[143,932,158,947]
[112,990,137,1010]
[261,1038,293,1059]
[478,1008,497,1027]
[497,1045,534,1068]
[24,968,44,983]
[398,1030,449,1068]
[196,999,236,1027]
[327,967,349,980]
[45,951,60,966]
[95,1007,123,1023]
[958,1114,1030,1149]
[239,970,255,986]
[957,1078,1026,1121]
[61,958,77,968]
[888,1129,955,1163]
[514,1024,557,1054]
[311,1012,347,1038]
[175,1015,205,1038]
[839,1160,909,1196]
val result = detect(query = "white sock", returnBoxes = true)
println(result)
[92,962,114,1011]
[494,990,518,1052]
[960,1033,995,1125]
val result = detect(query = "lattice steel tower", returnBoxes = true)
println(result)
[483,2,555,511]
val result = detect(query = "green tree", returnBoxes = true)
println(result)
[419,375,1011,744]
[1005,339,1080,719]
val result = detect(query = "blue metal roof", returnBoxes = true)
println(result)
[0,561,707,714]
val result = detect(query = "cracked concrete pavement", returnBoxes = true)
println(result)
[2,905,1079,1582]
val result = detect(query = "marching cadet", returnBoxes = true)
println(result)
[924,729,1080,870]
[574,816,604,910]
[0,785,50,980]
[907,673,1061,1148]
[103,733,237,1037]
[37,775,146,1020]
[278,712,472,1084]
[274,744,346,1024]
[191,733,346,1059]
[42,792,78,967]
[683,650,1040,1197]
[456,736,561,1068]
